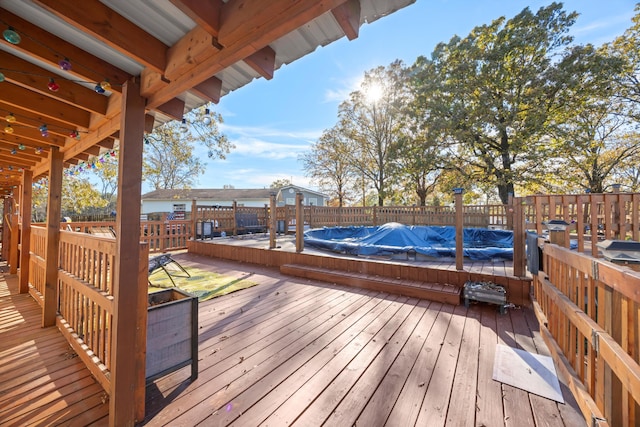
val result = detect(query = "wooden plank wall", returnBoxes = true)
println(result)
[187,240,531,306]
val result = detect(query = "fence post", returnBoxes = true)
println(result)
[191,199,197,241]
[454,188,464,271]
[232,200,238,236]
[269,193,277,249]
[513,198,526,277]
[296,192,304,253]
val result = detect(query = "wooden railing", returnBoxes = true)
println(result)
[193,203,509,234]
[58,220,192,253]
[28,225,46,303]
[56,230,118,391]
[532,243,640,426]
[522,193,640,257]
[140,220,192,253]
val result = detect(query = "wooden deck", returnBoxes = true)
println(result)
[0,254,585,426]
[0,268,109,426]
[141,254,583,426]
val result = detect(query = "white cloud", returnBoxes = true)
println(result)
[229,137,309,160]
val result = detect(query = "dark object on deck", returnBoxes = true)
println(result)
[147,288,198,382]
[148,254,191,287]
[463,280,507,314]
[235,212,266,234]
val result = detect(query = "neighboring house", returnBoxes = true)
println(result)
[141,185,328,216]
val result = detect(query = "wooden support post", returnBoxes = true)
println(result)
[512,197,526,278]
[269,193,276,249]
[295,192,304,253]
[109,78,147,426]
[1,197,10,261]
[191,199,197,240]
[43,147,63,327]
[18,170,32,293]
[454,189,464,271]
[8,198,18,275]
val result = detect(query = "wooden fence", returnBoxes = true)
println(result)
[192,203,510,236]
[532,243,640,426]
[522,193,640,257]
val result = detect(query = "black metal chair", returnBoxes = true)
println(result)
[148,254,190,287]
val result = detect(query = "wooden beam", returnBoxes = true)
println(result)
[144,115,155,133]
[34,0,168,73]
[244,46,276,80]
[0,7,131,92]
[169,0,223,37]
[0,101,78,142]
[164,26,222,81]
[147,0,349,109]
[190,76,222,104]
[43,147,63,327]
[0,50,109,115]
[110,78,146,425]
[0,82,91,128]
[156,98,186,122]
[18,169,32,293]
[331,0,361,41]
[1,129,66,147]
[140,68,169,98]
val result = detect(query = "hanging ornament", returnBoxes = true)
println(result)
[35,147,42,154]
[100,79,111,91]
[5,113,16,123]
[3,27,20,44]
[0,72,4,82]
[202,108,212,125]
[58,58,72,71]
[4,124,13,134]
[69,129,81,140]
[8,166,12,171]
[180,118,188,133]
[47,78,60,92]
[94,83,105,94]
[39,124,49,137]
[18,144,25,150]
[10,148,16,155]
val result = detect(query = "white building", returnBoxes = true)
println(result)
[141,185,329,216]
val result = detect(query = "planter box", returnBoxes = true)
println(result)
[146,288,198,382]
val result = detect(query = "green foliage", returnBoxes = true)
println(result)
[270,178,292,189]
[143,106,232,190]
[300,125,358,206]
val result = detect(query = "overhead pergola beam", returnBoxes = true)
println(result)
[190,77,222,104]
[34,0,168,73]
[244,46,276,80]
[169,0,223,37]
[0,50,109,115]
[331,0,361,41]
[0,83,91,128]
[0,7,131,92]
[147,0,351,109]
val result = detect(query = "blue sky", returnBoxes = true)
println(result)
[186,0,637,192]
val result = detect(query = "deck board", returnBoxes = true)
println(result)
[0,254,585,426]
[0,272,108,426]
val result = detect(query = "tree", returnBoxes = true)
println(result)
[143,106,232,190]
[301,125,358,206]
[91,150,118,211]
[608,4,640,119]
[415,3,586,203]
[339,60,410,206]
[270,178,291,189]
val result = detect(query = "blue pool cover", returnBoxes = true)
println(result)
[304,222,514,261]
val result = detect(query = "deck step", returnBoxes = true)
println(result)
[280,264,461,306]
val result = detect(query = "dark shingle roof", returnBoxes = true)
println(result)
[142,188,275,201]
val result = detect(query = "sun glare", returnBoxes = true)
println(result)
[364,81,384,104]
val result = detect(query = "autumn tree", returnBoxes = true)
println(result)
[301,125,358,206]
[414,3,591,203]
[143,106,232,190]
[339,60,410,206]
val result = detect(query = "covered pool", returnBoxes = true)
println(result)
[304,222,513,261]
